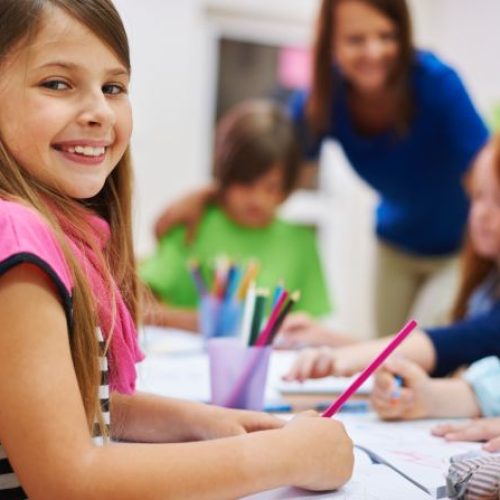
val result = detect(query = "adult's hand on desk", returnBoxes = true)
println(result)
[281,411,353,491]
[193,404,284,441]
[276,312,356,349]
[432,418,500,451]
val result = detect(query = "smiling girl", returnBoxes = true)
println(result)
[0,1,353,498]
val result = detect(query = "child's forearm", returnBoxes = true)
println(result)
[57,429,293,500]
[142,299,198,332]
[357,329,437,373]
[111,392,213,443]
[426,378,481,418]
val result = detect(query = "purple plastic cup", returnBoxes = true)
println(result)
[208,337,272,411]
[199,296,242,343]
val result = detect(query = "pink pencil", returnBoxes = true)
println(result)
[322,319,418,418]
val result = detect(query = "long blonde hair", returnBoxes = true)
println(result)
[0,0,138,434]
[452,135,500,321]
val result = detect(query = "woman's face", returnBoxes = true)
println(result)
[469,144,500,260]
[332,0,400,95]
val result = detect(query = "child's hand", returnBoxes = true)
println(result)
[432,418,500,451]
[194,405,284,440]
[283,347,337,382]
[281,411,353,491]
[283,344,369,382]
[370,357,434,420]
[276,313,354,349]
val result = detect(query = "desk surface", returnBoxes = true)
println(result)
[137,326,482,499]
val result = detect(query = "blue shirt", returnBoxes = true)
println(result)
[426,271,500,377]
[291,51,489,256]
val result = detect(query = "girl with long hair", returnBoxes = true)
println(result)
[0,1,353,497]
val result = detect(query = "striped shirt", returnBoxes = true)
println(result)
[0,329,110,499]
[0,199,142,497]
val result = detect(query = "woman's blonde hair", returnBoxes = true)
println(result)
[452,135,500,321]
[0,0,138,435]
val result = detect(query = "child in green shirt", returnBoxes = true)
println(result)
[141,100,332,329]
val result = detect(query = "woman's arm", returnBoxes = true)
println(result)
[154,182,219,241]
[0,264,353,499]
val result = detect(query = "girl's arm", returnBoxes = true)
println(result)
[0,264,353,499]
[284,328,437,382]
[111,391,284,443]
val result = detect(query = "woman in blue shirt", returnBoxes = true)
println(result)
[290,0,488,336]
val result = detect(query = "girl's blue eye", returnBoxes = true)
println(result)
[102,84,126,95]
[41,80,69,90]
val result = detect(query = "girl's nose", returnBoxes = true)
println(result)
[77,90,115,128]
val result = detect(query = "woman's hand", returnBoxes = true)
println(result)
[281,411,353,491]
[154,183,217,242]
[276,312,356,349]
[371,357,435,420]
[432,418,500,451]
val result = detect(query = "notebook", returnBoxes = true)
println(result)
[337,414,482,498]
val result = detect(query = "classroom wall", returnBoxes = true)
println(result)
[114,0,500,337]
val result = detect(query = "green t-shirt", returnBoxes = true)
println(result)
[140,205,332,317]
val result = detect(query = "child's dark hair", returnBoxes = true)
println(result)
[213,100,302,195]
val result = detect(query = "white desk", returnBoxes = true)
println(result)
[137,326,482,499]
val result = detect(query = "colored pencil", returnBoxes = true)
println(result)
[321,319,418,418]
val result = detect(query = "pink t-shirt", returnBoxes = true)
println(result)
[0,198,143,394]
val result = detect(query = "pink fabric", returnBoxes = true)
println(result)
[66,213,144,394]
[0,199,144,394]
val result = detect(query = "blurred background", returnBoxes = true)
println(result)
[113,0,500,338]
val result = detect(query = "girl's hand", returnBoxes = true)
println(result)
[276,313,355,349]
[154,183,217,242]
[432,418,500,451]
[281,411,353,491]
[193,405,284,440]
[370,357,434,420]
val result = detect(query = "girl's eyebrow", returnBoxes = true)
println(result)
[34,60,130,77]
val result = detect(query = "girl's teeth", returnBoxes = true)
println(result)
[65,145,105,156]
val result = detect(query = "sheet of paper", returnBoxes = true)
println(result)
[336,413,482,498]
[244,448,430,499]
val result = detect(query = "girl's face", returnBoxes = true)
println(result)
[221,165,287,228]
[469,144,500,260]
[0,6,132,199]
[332,0,400,95]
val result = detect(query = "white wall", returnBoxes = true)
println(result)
[113,0,500,337]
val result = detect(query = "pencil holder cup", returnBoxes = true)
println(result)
[208,337,272,411]
[199,295,242,343]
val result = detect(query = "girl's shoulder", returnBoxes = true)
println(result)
[0,197,73,293]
